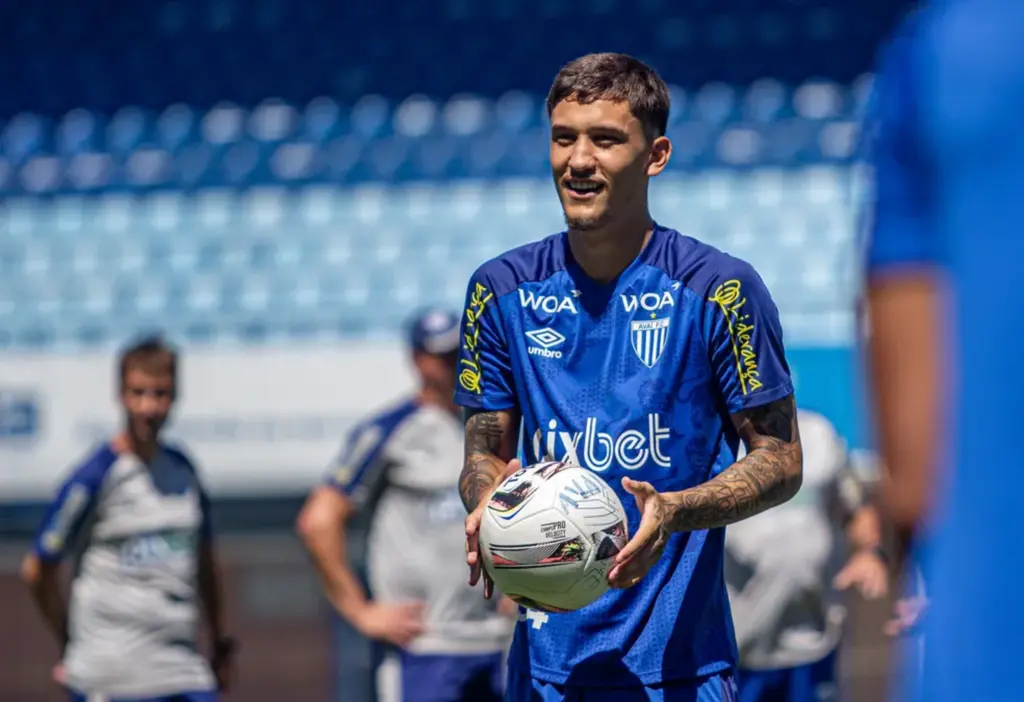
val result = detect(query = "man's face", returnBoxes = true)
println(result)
[414,349,458,397]
[121,368,175,441]
[550,97,668,231]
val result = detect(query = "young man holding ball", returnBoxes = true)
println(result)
[456,52,803,701]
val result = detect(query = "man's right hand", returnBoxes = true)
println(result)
[354,601,425,648]
[465,458,521,599]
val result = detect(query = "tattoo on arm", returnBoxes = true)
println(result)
[666,395,803,532]
[460,408,520,512]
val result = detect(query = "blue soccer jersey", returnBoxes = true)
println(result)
[866,4,1024,700]
[455,225,794,687]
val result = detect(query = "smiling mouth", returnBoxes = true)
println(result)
[564,180,604,198]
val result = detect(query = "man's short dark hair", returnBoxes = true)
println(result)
[546,52,671,139]
[118,334,177,388]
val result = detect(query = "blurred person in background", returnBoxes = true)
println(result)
[19,336,236,702]
[297,308,513,702]
[864,2,1024,701]
[726,408,887,702]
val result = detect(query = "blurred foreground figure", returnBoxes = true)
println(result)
[20,336,236,702]
[865,2,1024,700]
[297,309,512,702]
[726,409,887,702]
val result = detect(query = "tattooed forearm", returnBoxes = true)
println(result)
[665,448,798,530]
[465,410,504,456]
[460,408,519,512]
[460,454,505,512]
[665,395,803,532]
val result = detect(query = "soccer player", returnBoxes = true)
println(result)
[297,308,514,702]
[725,408,887,702]
[19,336,236,702]
[456,52,804,701]
[865,3,1024,700]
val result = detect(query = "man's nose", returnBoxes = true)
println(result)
[567,140,597,174]
[138,394,163,416]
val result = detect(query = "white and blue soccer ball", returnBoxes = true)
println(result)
[479,461,629,613]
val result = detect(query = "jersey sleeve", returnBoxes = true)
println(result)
[198,484,213,541]
[32,452,112,562]
[864,18,935,272]
[802,413,865,520]
[831,462,867,522]
[704,261,794,413]
[454,267,516,411]
[189,461,214,541]
[164,445,215,540]
[824,434,865,518]
[324,421,391,506]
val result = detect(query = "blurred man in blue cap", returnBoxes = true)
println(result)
[298,308,513,702]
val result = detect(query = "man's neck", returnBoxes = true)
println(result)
[416,387,459,417]
[568,217,655,284]
[113,431,159,462]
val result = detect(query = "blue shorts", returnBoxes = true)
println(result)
[68,692,217,702]
[505,670,738,701]
[378,650,505,702]
[737,649,838,702]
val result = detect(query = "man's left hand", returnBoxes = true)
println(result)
[608,478,670,589]
[884,594,928,637]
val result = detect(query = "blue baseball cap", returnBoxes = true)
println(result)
[407,308,461,355]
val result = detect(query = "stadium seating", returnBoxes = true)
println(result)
[0,0,910,351]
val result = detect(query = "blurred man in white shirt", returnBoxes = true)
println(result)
[726,409,887,702]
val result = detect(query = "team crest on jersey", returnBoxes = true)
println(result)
[630,318,670,368]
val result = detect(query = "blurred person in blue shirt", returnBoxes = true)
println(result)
[297,309,514,702]
[456,52,804,701]
[864,2,1024,700]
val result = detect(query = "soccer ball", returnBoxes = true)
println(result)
[479,461,629,613]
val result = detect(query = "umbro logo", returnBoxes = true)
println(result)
[525,328,565,349]
[525,327,566,359]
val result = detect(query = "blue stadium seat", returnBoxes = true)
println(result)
[0,0,913,350]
